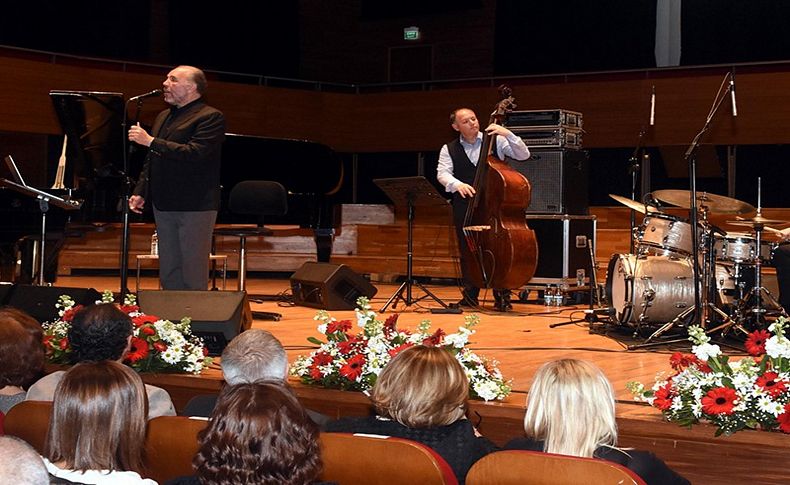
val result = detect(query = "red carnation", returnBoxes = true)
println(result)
[669,352,711,373]
[756,371,786,398]
[141,325,156,336]
[313,352,333,366]
[326,319,352,334]
[337,338,359,355]
[701,387,738,415]
[309,364,323,380]
[61,305,83,323]
[132,315,159,328]
[653,382,674,411]
[58,337,69,350]
[153,341,168,353]
[339,354,366,381]
[125,337,150,363]
[422,328,446,347]
[388,343,413,358]
[745,329,771,356]
[778,404,790,433]
[383,314,399,334]
[118,304,139,314]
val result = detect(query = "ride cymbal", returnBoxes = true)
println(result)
[726,214,789,227]
[608,194,658,214]
[652,189,755,215]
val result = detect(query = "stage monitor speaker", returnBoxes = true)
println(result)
[290,262,377,310]
[137,290,252,356]
[512,148,589,215]
[0,282,13,305]
[4,285,102,323]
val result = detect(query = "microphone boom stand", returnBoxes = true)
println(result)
[119,98,145,296]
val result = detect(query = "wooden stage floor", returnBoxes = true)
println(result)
[49,274,790,484]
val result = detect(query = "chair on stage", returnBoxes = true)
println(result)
[319,432,458,485]
[213,181,288,293]
[143,415,208,483]
[3,400,53,453]
[465,450,646,485]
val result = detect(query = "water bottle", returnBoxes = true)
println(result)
[150,231,159,256]
[544,285,554,306]
[554,287,563,307]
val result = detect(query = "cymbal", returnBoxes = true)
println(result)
[609,194,658,214]
[652,189,755,215]
[726,214,789,227]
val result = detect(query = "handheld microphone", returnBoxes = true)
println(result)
[129,89,163,102]
[729,73,737,117]
[649,85,656,126]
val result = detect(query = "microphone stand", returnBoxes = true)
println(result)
[119,98,144,296]
[681,72,735,328]
[628,127,647,254]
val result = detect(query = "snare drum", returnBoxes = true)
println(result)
[638,213,694,257]
[606,253,695,325]
[713,233,774,264]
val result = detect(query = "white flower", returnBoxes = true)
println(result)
[317,323,328,334]
[765,336,790,359]
[693,342,721,361]
[473,380,501,401]
[756,396,784,416]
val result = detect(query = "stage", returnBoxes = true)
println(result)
[43,274,790,484]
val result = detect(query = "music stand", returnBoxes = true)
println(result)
[2,156,82,285]
[374,176,455,313]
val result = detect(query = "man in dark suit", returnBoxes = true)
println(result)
[128,65,225,290]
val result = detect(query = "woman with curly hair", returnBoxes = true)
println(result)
[43,360,155,484]
[505,358,689,485]
[168,381,327,485]
[0,308,44,415]
[325,345,496,485]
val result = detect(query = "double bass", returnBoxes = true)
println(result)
[461,86,539,290]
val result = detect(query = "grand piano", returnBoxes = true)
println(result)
[0,92,345,282]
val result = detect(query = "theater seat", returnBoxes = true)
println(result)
[4,400,53,453]
[319,432,458,485]
[465,450,646,485]
[143,415,208,483]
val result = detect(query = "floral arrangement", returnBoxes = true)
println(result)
[42,291,212,374]
[291,297,511,401]
[628,316,790,436]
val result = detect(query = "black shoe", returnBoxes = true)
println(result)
[494,289,512,312]
[458,287,479,307]
[457,296,479,307]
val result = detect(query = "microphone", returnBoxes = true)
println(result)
[649,85,656,126]
[129,89,163,102]
[729,73,737,117]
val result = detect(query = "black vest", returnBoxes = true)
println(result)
[447,138,477,186]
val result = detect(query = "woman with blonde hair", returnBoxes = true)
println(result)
[505,358,689,485]
[43,361,156,484]
[326,345,496,484]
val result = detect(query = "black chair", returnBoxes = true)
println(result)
[214,181,287,318]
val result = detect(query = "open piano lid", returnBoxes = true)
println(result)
[49,90,125,183]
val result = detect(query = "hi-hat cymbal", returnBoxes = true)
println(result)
[652,189,755,215]
[609,194,658,214]
[726,214,789,227]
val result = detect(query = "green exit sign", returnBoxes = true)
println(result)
[403,26,420,41]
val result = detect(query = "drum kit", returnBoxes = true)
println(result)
[605,189,788,343]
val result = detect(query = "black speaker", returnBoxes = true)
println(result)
[513,148,589,214]
[4,285,102,323]
[0,282,13,305]
[290,262,377,310]
[137,290,252,356]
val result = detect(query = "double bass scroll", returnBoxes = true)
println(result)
[461,85,539,290]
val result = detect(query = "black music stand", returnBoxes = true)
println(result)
[374,176,456,313]
[0,176,82,286]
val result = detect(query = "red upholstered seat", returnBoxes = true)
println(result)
[3,400,53,453]
[143,415,208,483]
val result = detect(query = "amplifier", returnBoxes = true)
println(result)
[524,214,597,286]
[511,148,589,215]
[512,127,582,149]
[505,109,583,130]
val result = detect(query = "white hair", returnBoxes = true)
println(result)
[523,359,618,457]
[0,436,49,484]
[221,329,288,385]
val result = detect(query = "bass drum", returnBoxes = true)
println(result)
[606,254,695,325]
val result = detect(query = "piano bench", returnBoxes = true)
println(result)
[135,254,228,292]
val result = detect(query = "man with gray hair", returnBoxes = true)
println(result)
[0,436,49,484]
[183,329,328,426]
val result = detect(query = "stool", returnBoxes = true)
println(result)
[135,254,228,292]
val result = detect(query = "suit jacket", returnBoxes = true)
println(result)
[133,99,225,211]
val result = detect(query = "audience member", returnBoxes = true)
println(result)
[325,345,496,484]
[0,308,45,414]
[43,361,156,484]
[181,329,329,427]
[0,435,49,485]
[26,303,175,419]
[505,358,690,485]
[168,381,329,485]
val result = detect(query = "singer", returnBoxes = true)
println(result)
[128,65,226,290]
